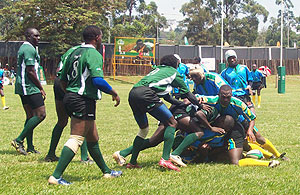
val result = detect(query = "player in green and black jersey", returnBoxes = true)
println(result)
[11,28,46,155]
[48,25,122,185]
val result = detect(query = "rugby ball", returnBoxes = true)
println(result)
[246,149,264,160]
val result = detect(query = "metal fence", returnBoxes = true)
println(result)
[1,41,299,78]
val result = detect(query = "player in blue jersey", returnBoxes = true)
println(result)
[250,64,264,108]
[221,50,254,113]
[199,85,280,167]
[172,54,190,99]
[190,67,228,96]
[0,68,9,110]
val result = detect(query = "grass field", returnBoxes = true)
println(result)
[1,75,300,194]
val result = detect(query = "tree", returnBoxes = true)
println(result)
[0,0,120,56]
[265,0,300,47]
[111,2,167,40]
[179,0,269,46]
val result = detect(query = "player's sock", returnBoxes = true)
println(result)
[238,158,269,167]
[120,146,133,157]
[261,138,281,158]
[252,95,256,106]
[248,143,273,158]
[1,96,6,107]
[119,138,150,157]
[87,142,111,174]
[16,116,41,143]
[129,136,144,165]
[80,139,88,161]
[26,131,34,150]
[162,126,176,160]
[52,146,75,179]
[258,95,261,107]
[172,133,198,156]
[47,124,64,156]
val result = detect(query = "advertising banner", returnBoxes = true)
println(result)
[114,37,155,58]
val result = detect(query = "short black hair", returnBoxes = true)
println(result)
[136,39,143,44]
[194,57,201,63]
[219,85,232,94]
[25,28,36,38]
[82,25,102,42]
[160,55,178,68]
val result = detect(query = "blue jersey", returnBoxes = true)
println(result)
[201,95,256,122]
[174,63,190,93]
[0,69,3,84]
[251,70,264,82]
[194,72,228,96]
[221,64,253,97]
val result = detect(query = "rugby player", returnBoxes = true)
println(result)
[11,28,46,155]
[48,25,122,185]
[44,44,92,163]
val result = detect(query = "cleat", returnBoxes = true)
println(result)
[158,158,180,172]
[81,157,94,164]
[48,176,71,185]
[3,106,9,110]
[27,148,41,154]
[45,155,59,162]
[103,170,122,178]
[113,151,126,166]
[126,163,142,169]
[11,139,27,155]
[279,153,290,161]
[268,160,280,168]
[257,105,261,108]
[170,154,187,167]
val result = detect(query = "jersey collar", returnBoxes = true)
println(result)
[23,41,36,49]
[81,44,95,49]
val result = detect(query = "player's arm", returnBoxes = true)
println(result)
[162,93,185,106]
[195,110,225,134]
[26,66,46,99]
[92,77,120,107]
[240,102,256,142]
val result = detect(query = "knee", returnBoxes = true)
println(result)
[255,134,266,145]
[169,120,177,128]
[38,112,46,121]
[223,115,235,131]
[57,118,68,128]
[64,135,85,154]
[195,131,204,138]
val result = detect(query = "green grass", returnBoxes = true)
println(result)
[1,75,300,194]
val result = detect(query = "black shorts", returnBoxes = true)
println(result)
[236,95,254,109]
[128,86,163,115]
[169,104,189,120]
[227,121,246,149]
[20,93,45,109]
[252,81,263,90]
[0,83,3,90]
[63,92,96,120]
[53,77,65,101]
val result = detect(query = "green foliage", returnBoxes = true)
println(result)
[1,75,300,194]
[0,0,115,56]
[180,0,269,46]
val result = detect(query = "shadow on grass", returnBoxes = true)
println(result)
[0,149,20,155]
[42,174,82,183]
[106,77,135,85]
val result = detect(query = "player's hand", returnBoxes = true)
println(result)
[246,85,253,96]
[211,127,226,134]
[247,130,256,142]
[112,94,120,107]
[202,104,213,113]
[40,89,46,100]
